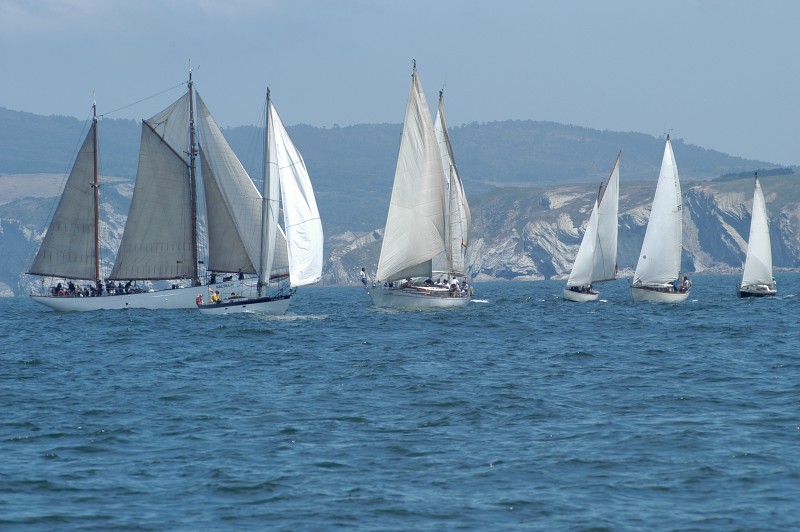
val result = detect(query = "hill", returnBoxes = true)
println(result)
[1,107,798,294]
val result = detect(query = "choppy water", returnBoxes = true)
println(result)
[2,274,799,530]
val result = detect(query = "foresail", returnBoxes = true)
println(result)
[376,67,447,282]
[566,200,599,287]
[633,138,682,285]
[269,100,323,287]
[195,94,261,274]
[592,153,620,282]
[28,122,98,280]
[742,177,773,286]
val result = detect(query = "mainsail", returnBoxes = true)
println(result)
[376,65,447,282]
[109,92,196,280]
[432,90,471,278]
[741,175,773,287]
[29,106,99,281]
[267,98,323,287]
[633,137,683,286]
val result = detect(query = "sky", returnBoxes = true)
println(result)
[1,0,798,165]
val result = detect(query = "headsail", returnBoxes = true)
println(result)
[376,65,447,282]
[741,175,773,287]
[633,137,683,286]
[565,153,620,288]
[592,153,620,282]
[565,199,600,288]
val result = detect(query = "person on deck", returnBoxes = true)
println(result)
[360,268,368,287]
[211,290,220,304]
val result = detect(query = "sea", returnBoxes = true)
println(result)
[2,274,799,531]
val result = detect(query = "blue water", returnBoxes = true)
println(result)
[2,274,799,530]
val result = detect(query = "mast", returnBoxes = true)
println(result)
[439,90,453,276]
[258,88,271,295]
[188,65,199,285]
[92,99,100,282]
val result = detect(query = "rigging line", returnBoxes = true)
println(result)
[99,81,187,118]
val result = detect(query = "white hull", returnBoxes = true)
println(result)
[631,285,690,303]
[197,294,292,315]
[367,285,470,309]
[30,280,254,312]
[738,283,777,298]
[562,288,599,302]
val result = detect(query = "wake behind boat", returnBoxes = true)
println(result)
[196,89,323,315]
[563,152,620,302]
[738,173,776,298]
[631,135,691,303]
[366,63,472,309]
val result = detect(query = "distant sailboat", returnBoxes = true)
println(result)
[738,173,776,297]
[366,63,472,309]
[563,152,620,302]
[197,89,323,314]
[631,135,691,302]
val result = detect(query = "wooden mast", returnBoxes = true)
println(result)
[188,66,199,285]
[92,100,100,283]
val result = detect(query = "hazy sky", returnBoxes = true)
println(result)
[1,0,798,165]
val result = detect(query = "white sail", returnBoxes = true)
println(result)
[592,153,620,282]
[566,199,600,287]
[376,66,447,282]
[565,153,619,289]
[433,92,471,277]
[633,137,683,286]
[110,93,195,280]
[268,100,323,287]
[195,93,262,274]
[28,118,98,280]
[741,176,773,287]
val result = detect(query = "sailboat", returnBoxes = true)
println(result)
[366,63,472,309]
[563,152,620,302]
[738,173,776,297]
[631,135,691,302]
[29,70,279,311]
[197,89,323,314]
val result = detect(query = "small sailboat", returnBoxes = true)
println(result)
[738,173,776,297]
[563,152,620,302]
[631,135,691,302]
[197,89,323,314]
[366,63,472,309]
